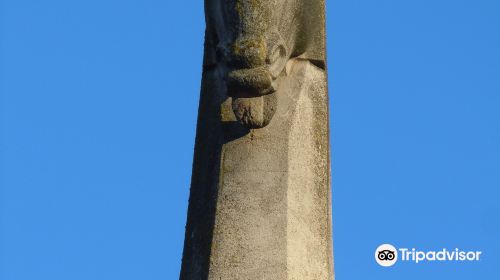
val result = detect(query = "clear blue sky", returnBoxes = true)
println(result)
[1,0,499,279]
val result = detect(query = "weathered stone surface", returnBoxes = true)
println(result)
[180,1,333,279]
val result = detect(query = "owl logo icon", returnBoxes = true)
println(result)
[375,244,398,267]
[378,250,396,261]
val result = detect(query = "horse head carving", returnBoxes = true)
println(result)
[204,0,326,129]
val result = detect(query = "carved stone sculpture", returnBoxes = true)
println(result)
[180,1,333,279]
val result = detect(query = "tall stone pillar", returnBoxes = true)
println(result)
[180,1,333,279]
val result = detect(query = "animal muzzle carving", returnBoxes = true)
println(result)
[226,34,288,129]
[206,0,323,129]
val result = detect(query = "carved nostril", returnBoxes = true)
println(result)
[267,44,288,78]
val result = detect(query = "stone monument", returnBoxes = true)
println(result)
[180,1,333,279]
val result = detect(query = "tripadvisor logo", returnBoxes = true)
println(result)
[375,244,398,267]
[375,244,482,267]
